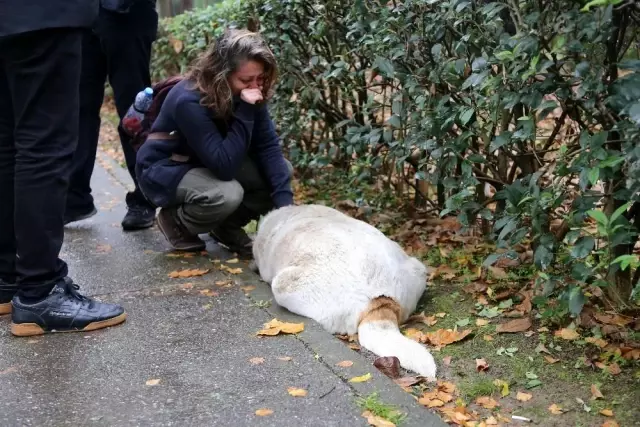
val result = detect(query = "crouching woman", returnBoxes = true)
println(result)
[135,29,293,256]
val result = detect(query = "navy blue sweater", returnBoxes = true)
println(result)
[135,79,294,209]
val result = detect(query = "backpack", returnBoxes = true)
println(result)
[124,75,183,153]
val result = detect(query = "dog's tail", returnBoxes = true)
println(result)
[357,296,437,380]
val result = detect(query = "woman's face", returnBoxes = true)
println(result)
[229,60,265,96]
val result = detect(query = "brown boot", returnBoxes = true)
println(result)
[157,208,206,252]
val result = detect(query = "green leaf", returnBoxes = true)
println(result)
[588,167,599,185]
[386,115,402,129]
[587,209,608,226]
[483,253,502,267]
[571,236,595,259]
[490,132,512,151]
[568,287,586,316]
[460,107,475,125]
[610,201,631,223]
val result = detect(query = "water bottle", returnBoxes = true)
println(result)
[122,87,153,136]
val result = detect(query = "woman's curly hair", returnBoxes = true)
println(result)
[185,28,278,120]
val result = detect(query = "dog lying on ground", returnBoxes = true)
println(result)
[252,204,437,379]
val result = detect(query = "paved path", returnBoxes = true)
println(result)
[0,152,445,427]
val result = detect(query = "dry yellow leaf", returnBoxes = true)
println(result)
[215,280,232,287]
[287,387,308,397]
[436,312,447,318]
[608,363,622,375]
[485,415,499,425]
[221,264,243,274]
[349,373,372,383]
[336,360,354,367]
[249,357,265,365]
[278,356,292,361]
[257,318,304,336]
[585,337,608,348]
[168,268,210,278]
[483,334,494,342]
[423,328,473,349]
[240,285,256,293]
[437,381,456,394]
[226,258,239,264]
[544,355,560,364]
[599,409,614,417]
[516,392,532,402]
[255,408,273,416]
[602,421,619,427]
[181,282,194,290]
[199,289,218,297]
[476,358,489,372]
[591,384,604,400]
[548,404,563,415]
[476,396,499,409]
[96,244,112,253]
[555,328,580,340]
[362,410,396,427]
[476,318,489,326]
[145,379,161,386]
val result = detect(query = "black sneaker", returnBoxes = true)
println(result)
[0,279,16,315]
[64,204,98,225]
[209,226,253,258]
[122,193,156,231]
[10,278,127,337]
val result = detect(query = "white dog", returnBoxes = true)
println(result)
[252,204,437,379]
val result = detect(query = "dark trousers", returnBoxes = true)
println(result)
[0,28,83,298]
[66,7,158,213]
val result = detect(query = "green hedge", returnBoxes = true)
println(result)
[150,0,640,315]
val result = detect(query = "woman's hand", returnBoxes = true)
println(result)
[240,88,264,105]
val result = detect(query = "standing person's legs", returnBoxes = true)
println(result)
[0,67,17,315]
[102,7,158,231]
[0,28,126,336]
[65,29,108,223]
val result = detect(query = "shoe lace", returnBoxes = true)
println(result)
[61,278,92,306]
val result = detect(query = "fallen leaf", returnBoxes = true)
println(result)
[585,337,608,348]
[220,265,243,274]
[476,358,489,372]
[476,318,489,327]
[168,268,210,278]
[256,318,304,336]
[599,409,614,417]
[249,357,265,365]
[278,356,293,361]
[439,406,473,424]
[96,244,112,253]
[488,266,508,279]
[535,343,551,354]
[349,343,361,351]
[485,416,499,425]
[374,356,401,379]
[524,331,535,337]
[406,313,438,326]
[199,289,218,297]
[437,381,457,394]
[544,356,560,364]
[516,392,532,402]
[255,408,273,416]
[483,334,494,341]
[594,313,633,327]
[493,379,509,397]
[336,360,354,368]
[226,258,239,264]
[349,373,372,383]
[287,387,307,397]
[608,363,621,375]
[443,356,452,366]
[425,398,445,408]
[181,282,194,290]
[555,328,580,340]
[591,384,604,400]
[215,280,233,287]
[394,376,425,387]
[548,404,564,415]
[362,410,396,427]
[515,291,533,314]
[423,328,473,349]
[476,396,499,409]
[602,421,619,427]
[145,379,161,386]
[436,312,447,318]
[496,317,532,333]
[240,285,256,293]
[538,327,549,332]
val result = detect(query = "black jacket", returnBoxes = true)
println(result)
[0,0,100,38]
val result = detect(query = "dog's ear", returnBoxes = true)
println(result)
[247,16,260,32]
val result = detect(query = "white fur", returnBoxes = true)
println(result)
[252,204,437,379]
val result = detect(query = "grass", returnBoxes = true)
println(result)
[458,376,499,400]
[356,393,407,425]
